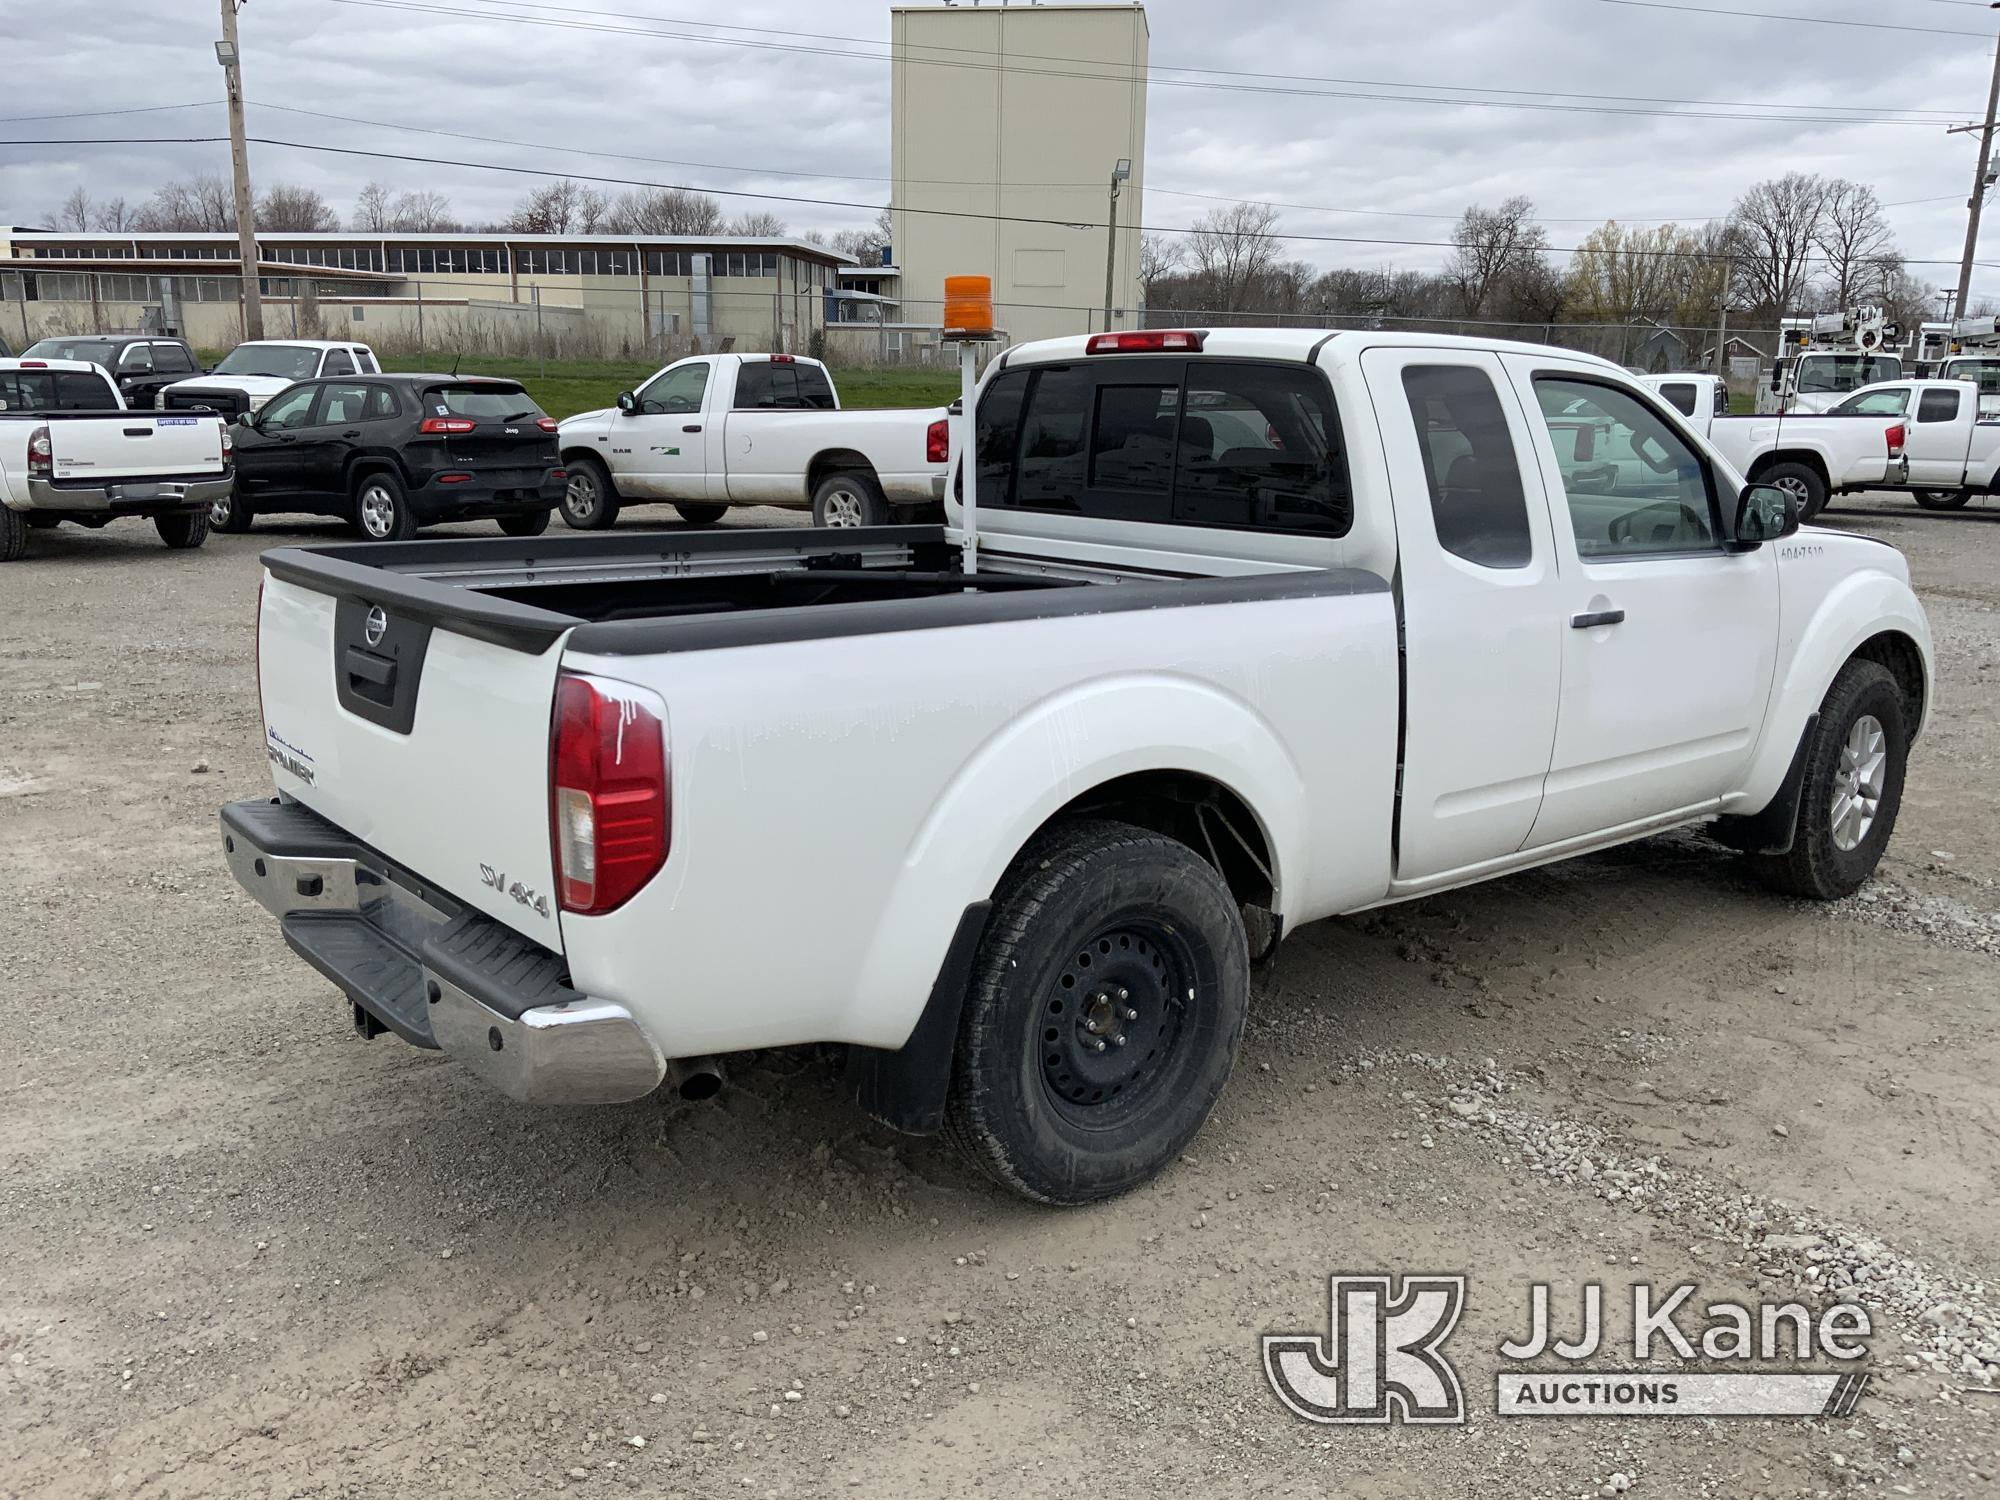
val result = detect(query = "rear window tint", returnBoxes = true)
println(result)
[1401,364,1532,569]
[1917,388,1961,423]
[1657,382,1697,417]
[425,387,539,420]
[735,361,837,410]
[0,369,116,411]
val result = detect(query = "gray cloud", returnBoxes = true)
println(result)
[2,0,1993,300]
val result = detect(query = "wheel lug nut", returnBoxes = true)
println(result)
[1116,987,1129,1001]
[1122,1007,1138,1022]
[1112,1034,1127,1048]
[1092,1039,1108,1053]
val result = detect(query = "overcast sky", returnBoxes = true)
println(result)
[2,0,1996,304]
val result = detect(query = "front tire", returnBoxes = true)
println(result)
[945,818,1250,1205]
[352,471,417,541]
[155,509,210,550]
[560,457,620,530]
[209,488,255,533]
[1912,488,1973,511]
[497,510,551,537]
[1763,461,1828,523]
[811,471,888,528]
[673,501,728,525]
[1748,660,1908,901]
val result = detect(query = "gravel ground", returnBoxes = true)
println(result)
[2,494,1997,1498]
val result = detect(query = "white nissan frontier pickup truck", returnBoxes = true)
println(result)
[221,328,1932,1205]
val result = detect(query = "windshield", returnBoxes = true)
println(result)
[212,344,323,380]
[1943,358,2000,395]
[1796,354,1901,394]
[21,338,119,365]
[426,386,540,420]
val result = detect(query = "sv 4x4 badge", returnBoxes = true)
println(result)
[480,864,551,919]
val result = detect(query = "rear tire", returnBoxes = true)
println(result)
[0,506,25,562]
[1912,488,1973,511]
[352,471,417,541]
[560,456,620,530]
[673,501,728,525]
[209,488,256,533]
[1747,659,1907,901]
[155,509,210,550]
[1762,461,1827,523]
[945,818,1250,1205]
[811,471,888,528]
[497,510,551,537]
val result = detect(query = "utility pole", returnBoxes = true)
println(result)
[216,0,264,340]
[1950,8,2000,323]
[1714,256,1735,380]
[1102,158,1131,334]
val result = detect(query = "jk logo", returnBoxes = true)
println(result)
[1262,1274,1466,1425]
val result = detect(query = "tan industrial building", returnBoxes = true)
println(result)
[0,228,848,358]
[889,2,1149,346]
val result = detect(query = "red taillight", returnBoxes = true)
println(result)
[1085,329,1206,354]
[550,468,567,481]
[770,354,795,364]
[26,425,52,478]
[550,673,669,916]
[19,359,47,368]
[1885,422,1906,458]
[926,417,949,464]
[436,472,474,484]
[220,424,234,458]
[536,416,557,432]
[418,416,477,435]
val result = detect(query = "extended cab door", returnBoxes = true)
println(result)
[1361,347,1565,881]
[1505,359,1779,848]
[1904,383,1977,487]
[614,358,717,500]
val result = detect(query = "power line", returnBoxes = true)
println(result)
[0,100,218,124]
[12,133,1997,272]
[318,0,1963,126]
[1583,0,1988,37]
[451,0,1968,119]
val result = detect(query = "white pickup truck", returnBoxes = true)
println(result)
[556,352,950,530]
[1650,372,1995,515]
[0,357,233,561]
[159,339,380,419]
[222,328,1931,1205]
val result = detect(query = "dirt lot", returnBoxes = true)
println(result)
[2,495,1997,1499]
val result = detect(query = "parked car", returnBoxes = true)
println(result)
[223,327,1930,1205]
[215,373,564,539]
[160,339,379,418]
[556,352,950,529]
[0,357,231,560]
[19,334,203,408]
[1645,372,1993,516]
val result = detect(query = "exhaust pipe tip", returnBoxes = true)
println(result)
[667,1056,725,1102]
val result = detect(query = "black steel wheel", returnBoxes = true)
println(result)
[1912,488,1973,511]
[946,817,1249,1204]
[674,501,729,525]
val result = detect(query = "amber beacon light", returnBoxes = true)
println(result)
[943,275,995,337]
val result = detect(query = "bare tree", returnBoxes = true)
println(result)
[257,183,340,232]
[51,186,91,232]
[1183,202,1281,313]
[133,174,236,232]
[1814,179,1896,308]
[1444,197,1548,318]
[91,196,134,232]
[605,187,725,236]
[391,189,456,233]
[351,181,395,231]
[576,187,612,234]
[1729,172,1829,316]
[1138,232,1184,305]
[726,209,788,237]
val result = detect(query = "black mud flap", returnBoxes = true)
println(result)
[844,902,991,1135]
[1712,713,1819,856]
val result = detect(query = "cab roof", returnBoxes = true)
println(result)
[997,327,1629,374]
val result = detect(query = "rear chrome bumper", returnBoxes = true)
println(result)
[220,797,665,1105]
[20,473,233,513]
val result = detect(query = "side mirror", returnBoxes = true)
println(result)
[1731,482,1798,547]
[616,391,637,414]
[233,411,255,429]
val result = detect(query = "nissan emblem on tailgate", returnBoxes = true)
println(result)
[364,606,388,647]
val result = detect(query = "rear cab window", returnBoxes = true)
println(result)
[734,360,838,411]
[1657,382,1697,417]
[424,386,541,421]
[0,369,117,410]
[973,356,1351,536]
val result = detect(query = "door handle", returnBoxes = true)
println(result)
[682,423,702,433]
[341,429,360,438]
[1570,608,1626,629]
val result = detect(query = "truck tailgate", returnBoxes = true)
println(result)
[51,413,227,480]
[257,572,568,950]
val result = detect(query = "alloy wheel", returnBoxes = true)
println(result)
[1829,713,1887,852]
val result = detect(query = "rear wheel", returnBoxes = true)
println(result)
[155,508,210,550]
[560,456,620,530]
[1748,659,1908,901]
[208,487,256,533]
[945,818,1250,1205]
[352,471,417,541]
[1762,461,1827,523]
[1912,488,1973,511]
[673,501,729,525]
[0,506,25,562]
[497,510,551,537]
[811,471,888,528]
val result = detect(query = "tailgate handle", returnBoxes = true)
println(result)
[343,646,397,697]
[123,427,153,437]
